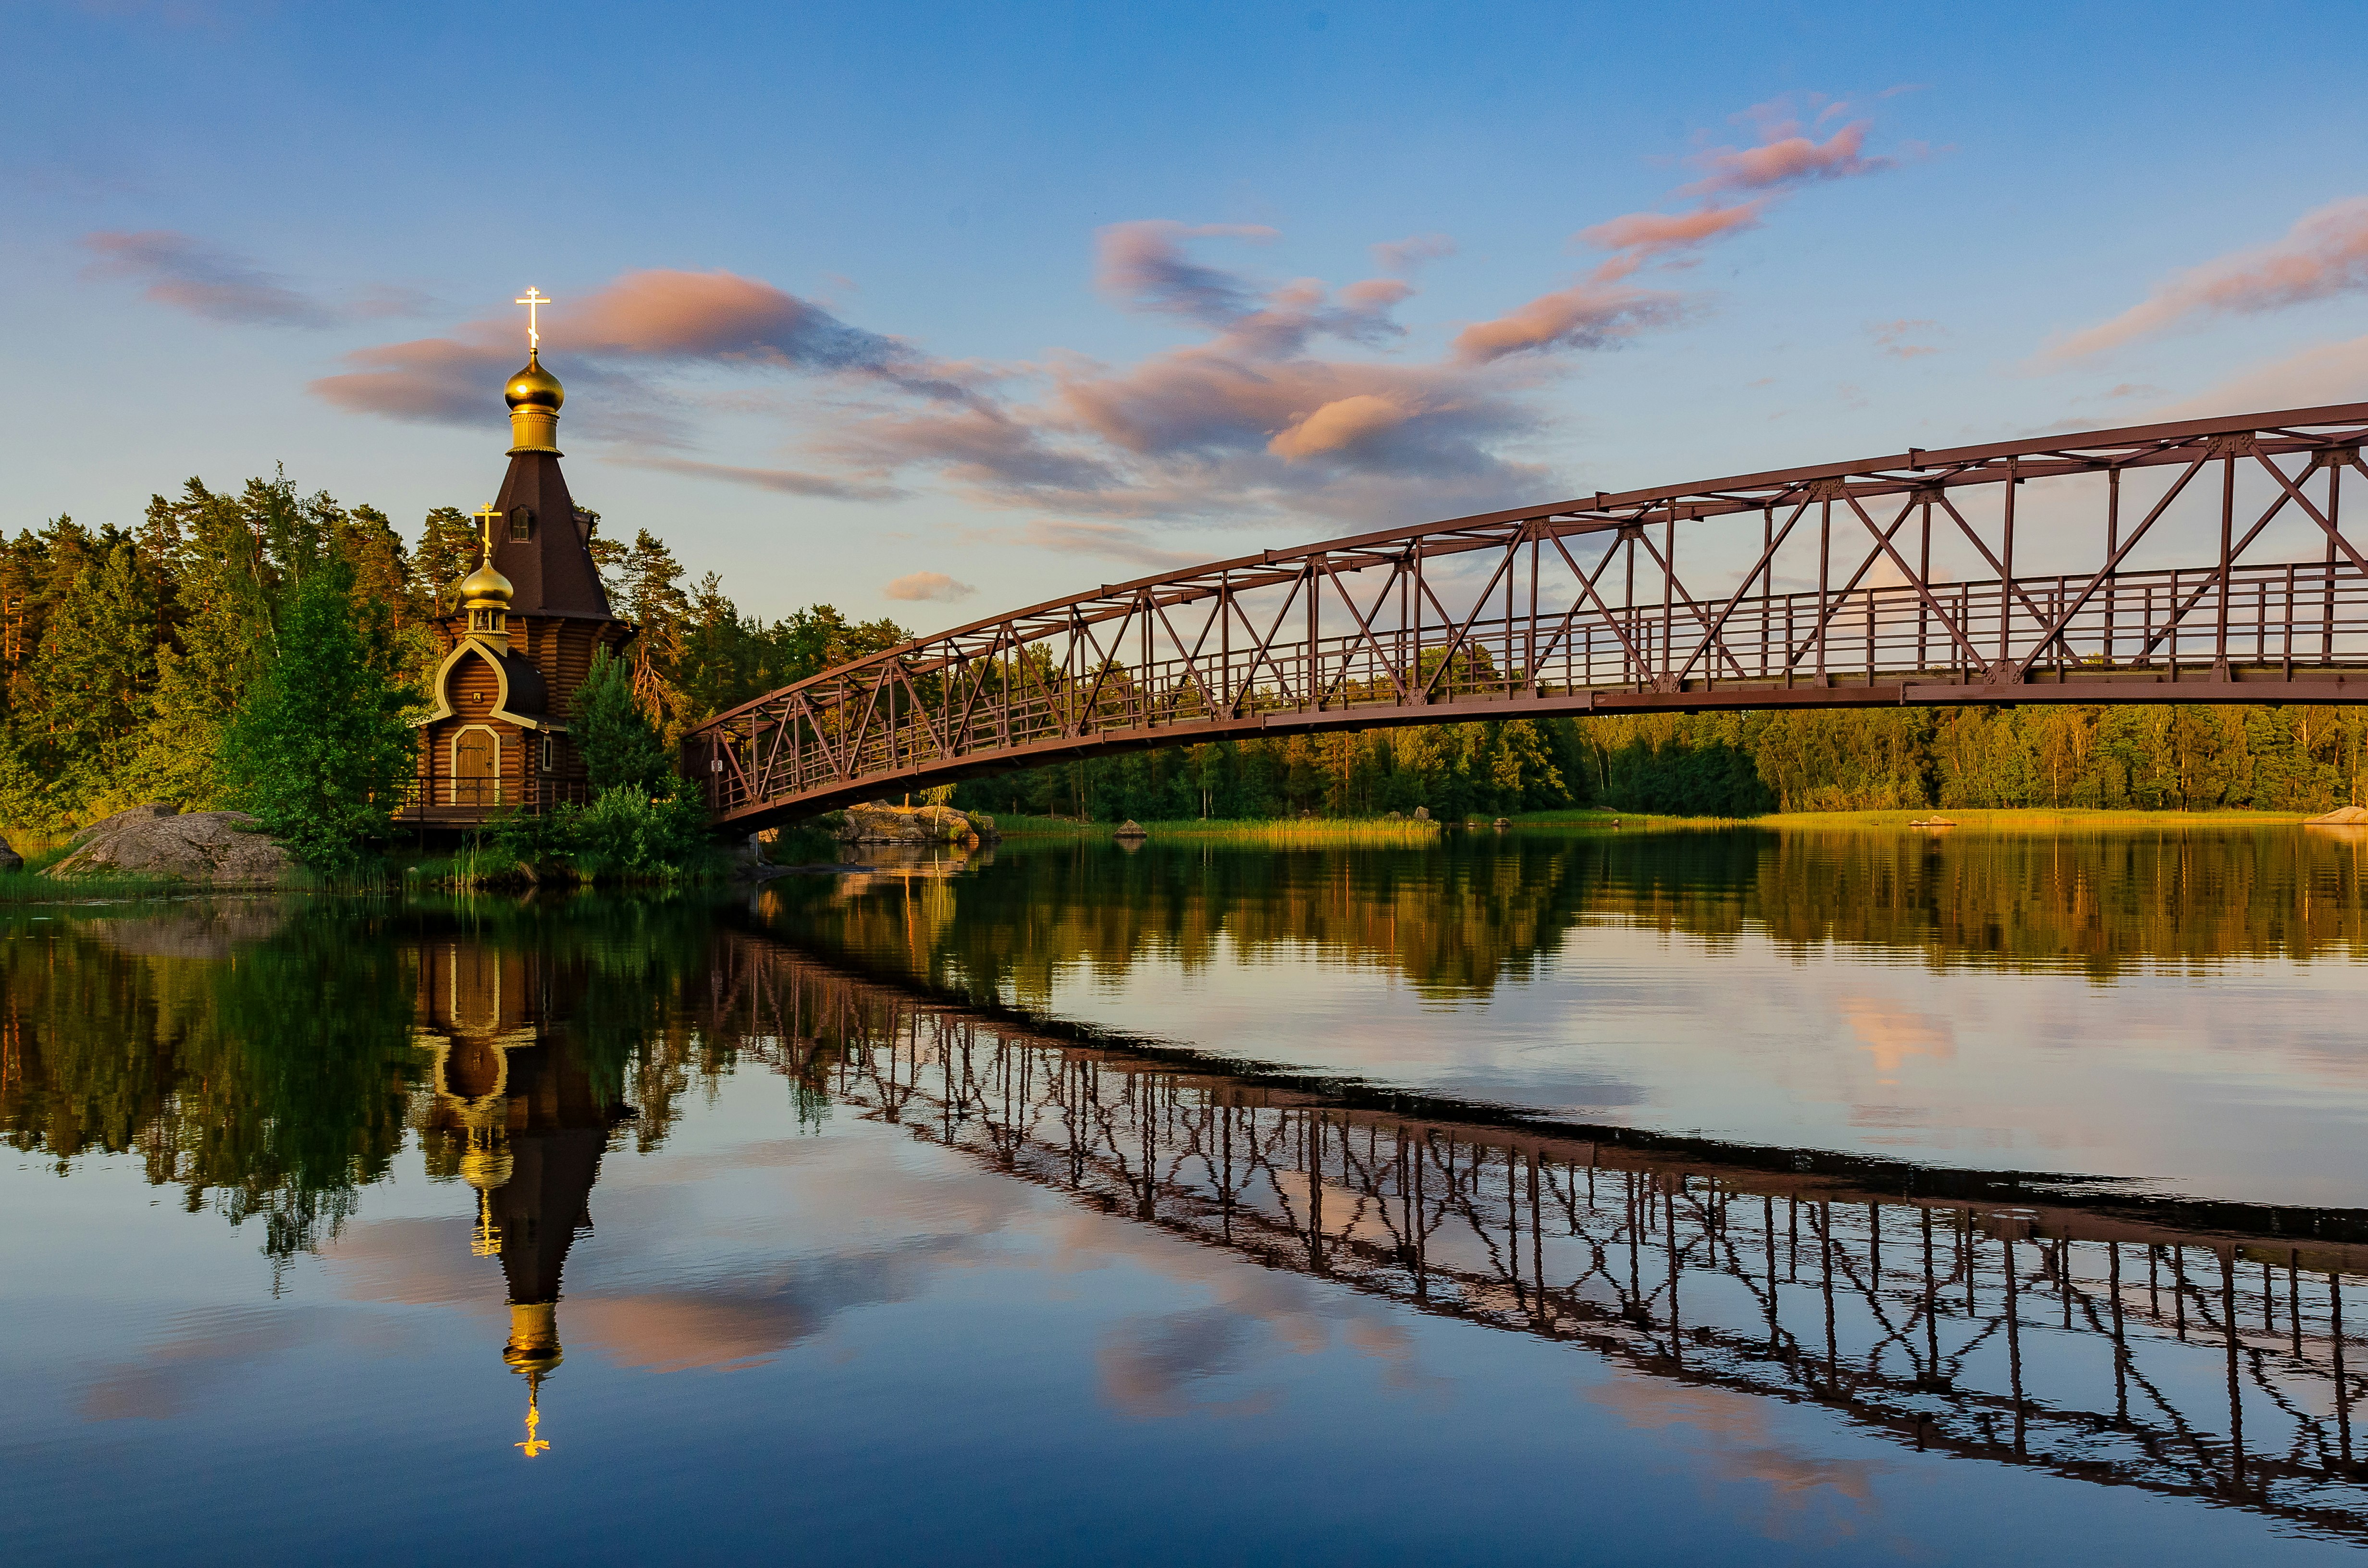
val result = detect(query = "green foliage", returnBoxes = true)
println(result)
[219,558,416,866]
[954,719,1590,824]
[1576,703,2368,815]
[574,646,673,794]
[575,784,713,875]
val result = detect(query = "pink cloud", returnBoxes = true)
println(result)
[312,267,976,429]
[1267,393,1411,460]
[1450,280,1688,364]
[310,334,509,423]
[2045,196,2368,361]
[882,570,975,603]
[1680,121,1889,196]
[1578,202,1767,257]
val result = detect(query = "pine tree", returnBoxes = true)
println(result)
[573,646,673,796]
[411,506,480,614]
[219,558,415,866]
[38,540,160,808]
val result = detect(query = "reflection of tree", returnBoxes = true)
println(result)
[0,906,422,1256]
[0,896,727,1260]
[758,827,2368,1000]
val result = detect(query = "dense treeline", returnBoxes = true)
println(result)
[14,470,2365,836]
[951,718,1583,822]
[1583,705,2368,816]
[0,473,907,834]
[957,699,2368,822]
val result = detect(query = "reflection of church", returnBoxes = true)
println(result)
[414,941,628,1456]
[407,292,630,823]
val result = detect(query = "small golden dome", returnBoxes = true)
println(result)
[504,349,565,412]
[458,556,514,610]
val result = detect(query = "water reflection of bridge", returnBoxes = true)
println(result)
[703,927,2368,1539]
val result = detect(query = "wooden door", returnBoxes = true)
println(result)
[453,729,500,806]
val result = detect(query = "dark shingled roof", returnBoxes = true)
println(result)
[494,647,551,720]
[488,452,614,620]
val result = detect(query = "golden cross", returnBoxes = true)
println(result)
[516,1387,549,1458]
[473,504,501,558]
[514,287,551,351]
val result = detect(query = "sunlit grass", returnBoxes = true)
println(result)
[991,814,1446,845]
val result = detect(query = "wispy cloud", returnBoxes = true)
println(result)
[1370,232,1456,276]
[1679,120,1889,196]
[81,230,426,329]
[604,453,903,502]
[1868,318,1941,359]
[882,570,975,603]
[297,96,1907,535]
[1455,94,1899,366]
[311,267,981,429]
[2044,196,2368,362]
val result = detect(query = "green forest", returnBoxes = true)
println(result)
[957,700,2368,823]
[9,468,2368,845]
[0,472,904,840]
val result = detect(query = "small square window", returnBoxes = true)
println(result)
[508,506,533,541]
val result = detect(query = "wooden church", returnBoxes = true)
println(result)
[407,306,631,822]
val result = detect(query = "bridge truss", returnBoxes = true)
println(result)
[698,932,2368,1540]
[693,404,2368,826]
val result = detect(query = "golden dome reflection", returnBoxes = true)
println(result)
[504,349,565,412]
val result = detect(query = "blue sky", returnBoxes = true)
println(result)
[5,0,2366,622]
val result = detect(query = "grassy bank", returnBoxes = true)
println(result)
[991,814,1447,846]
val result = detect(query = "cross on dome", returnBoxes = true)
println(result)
[514,287,550,352]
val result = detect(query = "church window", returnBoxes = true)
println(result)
[508,506,533,540]
[540,735,554,774]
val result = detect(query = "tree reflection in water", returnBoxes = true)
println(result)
[759,825,2368,1003]
[5,857,2368,1535]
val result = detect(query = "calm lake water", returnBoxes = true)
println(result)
[7,824,2368,1564]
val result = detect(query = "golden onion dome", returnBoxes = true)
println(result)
[458,556,515,610]
[504,349,565,412]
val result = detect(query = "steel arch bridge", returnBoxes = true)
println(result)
[691,403,2368,827]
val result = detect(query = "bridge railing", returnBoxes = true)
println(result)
[691,405,2368,821]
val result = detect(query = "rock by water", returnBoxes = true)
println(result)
[835,802,989,845]
[46,804,296,885]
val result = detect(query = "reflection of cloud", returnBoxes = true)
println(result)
[77,1307,313,1420]
[1839,996,1955,1081]
[1583,1373,1885,1541]
[1097,1306,1260,1418]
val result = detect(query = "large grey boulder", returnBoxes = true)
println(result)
[0,834,20,872]
[46,805,296,885]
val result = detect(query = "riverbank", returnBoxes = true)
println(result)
[1741,807,2319,831]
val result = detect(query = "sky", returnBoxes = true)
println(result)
[5,0,2368,625]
